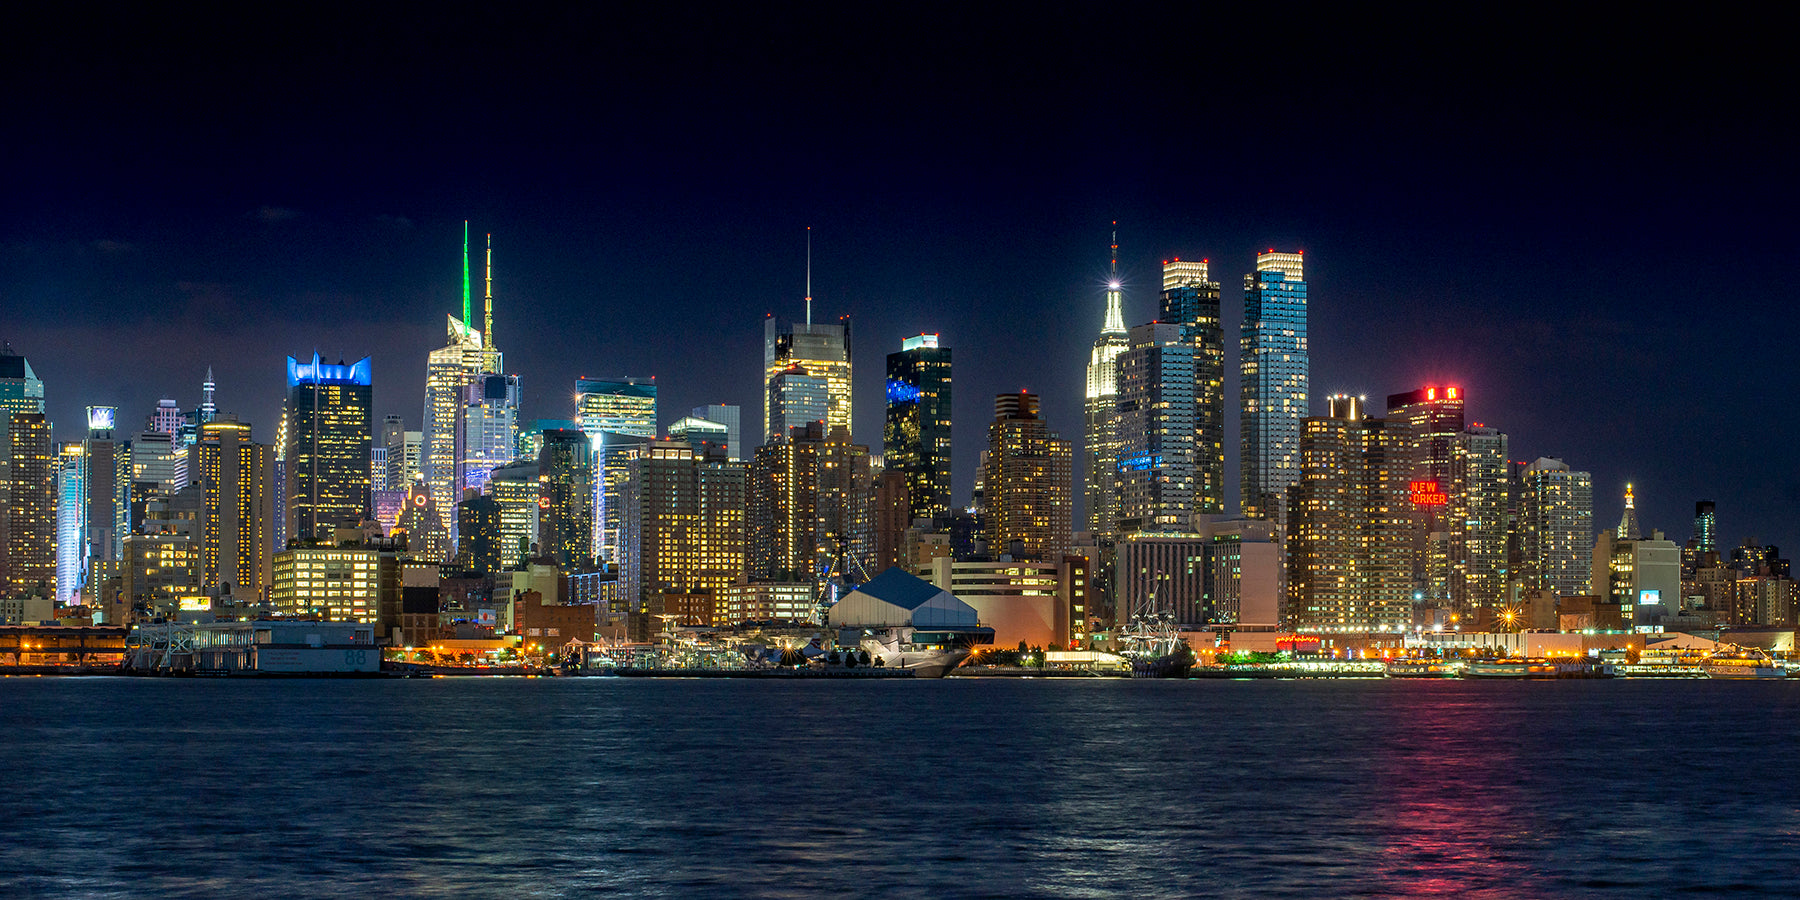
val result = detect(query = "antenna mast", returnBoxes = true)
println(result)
[805,226,813,327]
[484,232,495,364]
[461,221,472,329]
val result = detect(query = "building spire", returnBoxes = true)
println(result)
[1618,483,1641,540]
[805,226,813,327]
[201,366,217,423]
[461,220,472,328]
[484,232,494,361]
[1102,221,1126,335]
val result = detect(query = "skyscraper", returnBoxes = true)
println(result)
[619,441,747,636]
[4,413,55,601]
[1114,322,1196,534]
[576,377,657,439]
[1693,500,1717,554]
[82,407,130,571]
[985,391,1073,561]
[461,372,521,494]
[1454,425,1510,615]
[747,422,871,591]
[489,459,540,569]
[1285,395,1413,631]
[691,404,743,462]
[284,353,373,543]
[0,344,50,601]
[1240,250,1308,526]
[767,365,829,439]
[1519,457,1594,598]
[422,223,510,543]
[537,428,595,574]
[884,333,953,521]
[192,417,274,597]
[1083,227,1129,536]
[1385,386,1467,607]
[764,234,851,442]
[1159,257,1225,515]
[54,443,84,603]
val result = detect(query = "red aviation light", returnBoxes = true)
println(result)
[1410,480,1448,507]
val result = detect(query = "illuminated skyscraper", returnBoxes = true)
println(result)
[985,392,1073,561]
[284,354,373,543]
[54,443,84,603]
[1454,426,1510,615]
[1385,386,1467,608]
[148,399,183,436]
[764,232,851,442]
[393,480,452,563]
[3,413,55,601]
[82,407,130,570]
[767,365,828,440]
[489,460,540,568]
[1240,250,1308,526]
[537,428,595,574]
[1285,396,1413,631]
[1083,227,1129,536]
[462,372,521,494]
[1114,323,1196,534]
[619,441,747,636]
[883,333,953,520]
[576,377,656,439]
[668,415,730,457]
[1693,500,1717,554]
[192,417,274,597]
[456,490,504,576]
[422,223,512,543]
[1159,258,1226,516]
[692,404,743,462]
[1519,457,1594,598]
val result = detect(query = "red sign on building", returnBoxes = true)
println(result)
[1409,480,1448,506]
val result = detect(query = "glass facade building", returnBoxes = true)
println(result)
[1240,251,1308,526]
[883,333,953,521]
[284,354,373,543]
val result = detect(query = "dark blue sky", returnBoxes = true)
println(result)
[4,8,1794,553]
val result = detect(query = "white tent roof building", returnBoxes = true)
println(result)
[827,567,979,629]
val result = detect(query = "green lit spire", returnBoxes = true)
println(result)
[461,220,472,328]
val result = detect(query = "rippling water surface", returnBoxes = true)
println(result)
[3,677,1797,897]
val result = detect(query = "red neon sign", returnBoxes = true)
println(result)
[1410,480,1448,506]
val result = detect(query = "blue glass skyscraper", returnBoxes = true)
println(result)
[1240,251,1308,527]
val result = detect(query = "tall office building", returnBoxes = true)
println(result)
[985,392,1073,561]
[0,345,50,600]
[537,428,595,574]
[1519,457,1594,598]
[692,404,743,462]
[4,413,55,600]
[462,372,521,494]
[764,238,851,443]
[284,354,373,543]
[1615,483,1642,541]
[884,333,953,521]
[393,480,452,563]
[1159,258,1225,516]
[576,377,656,439]
[668,416,730,457]
[130,429,180,493]
[748,422,871,590]
[619,441,747,634]
[422,223,511,543]
[1285,396,1413,631]
[767,366,829,439]
[1385,386,1467,607]
[382,416,421,489]
[1240,250,1308,526]
[82,407,130,571]
[489,460,540,569]
[456,490,505,576]
[54,443,84,603]
[1454,426,1510,614]
[1083,227,1130,536]
[148,399,183,436]
[590,430,652,565]
[1114,322,1196,534]
[191,417,274,597]
[1693,500,1717,554]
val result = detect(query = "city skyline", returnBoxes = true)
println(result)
[3,7,1792,555]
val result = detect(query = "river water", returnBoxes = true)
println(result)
[2,677,1796,898]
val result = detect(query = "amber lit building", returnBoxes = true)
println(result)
[192,417,274,598]
[983,392,1072,562]
[618,441,746,637]
[284,354,373,543]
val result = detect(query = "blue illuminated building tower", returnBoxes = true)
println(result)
[1114,323,1196,534]
[284,354,373,543]
[1240,250,1308,527]
[884,333,953,521]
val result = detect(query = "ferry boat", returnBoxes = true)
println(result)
[1465,659,1564,678]
[1702,658,1787,679]
[1384,659,1462,678]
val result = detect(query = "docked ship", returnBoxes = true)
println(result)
[1113,572,1194,679]
[1385,658,1463,678]
[1702,655,1787,679]
[825,567,994,678]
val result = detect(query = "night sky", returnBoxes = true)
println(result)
[5,9,1794,553]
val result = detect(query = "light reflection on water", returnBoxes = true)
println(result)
[3,678,1797,897]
